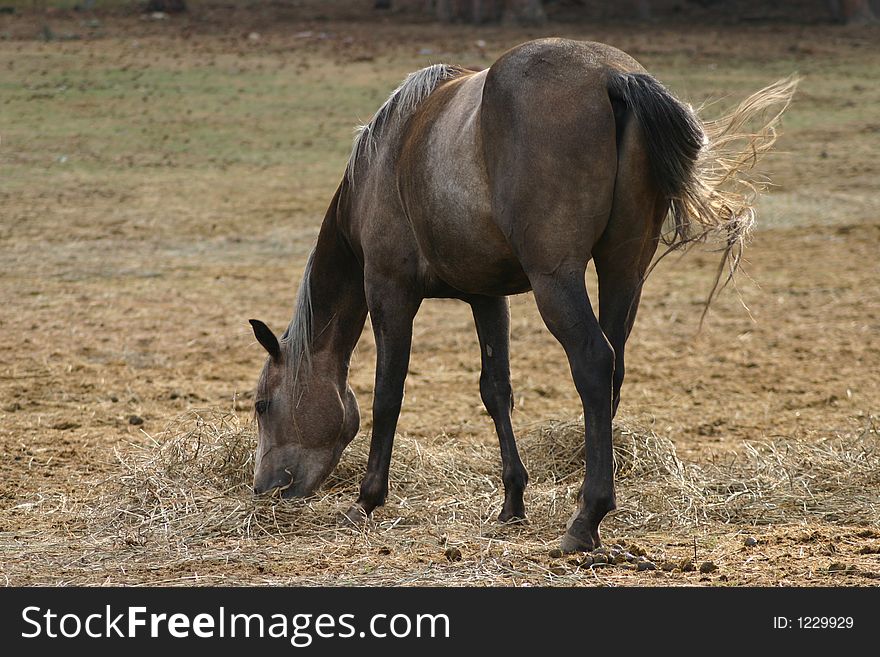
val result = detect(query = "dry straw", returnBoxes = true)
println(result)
[98,410,880,544]
[7,409,878,585]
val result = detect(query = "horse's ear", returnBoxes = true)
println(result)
[249,319,281,362]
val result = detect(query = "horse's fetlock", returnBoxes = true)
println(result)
[503,463,528,493]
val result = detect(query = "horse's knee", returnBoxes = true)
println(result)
[372,395,403,430]
[479,372,513,419]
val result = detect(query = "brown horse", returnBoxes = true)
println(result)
[249,38,796,552]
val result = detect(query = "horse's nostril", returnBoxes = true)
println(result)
[253,476,290,496]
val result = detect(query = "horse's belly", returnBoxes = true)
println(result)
[405,172,529,296]
[429,244,531,297]
[421,217,531,297]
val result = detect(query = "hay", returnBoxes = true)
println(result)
[523,415,880,531]
[94,410,880,545]
[6,410,878,585]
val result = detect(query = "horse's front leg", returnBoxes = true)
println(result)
[469,295,528,522]
[341,280,421,524]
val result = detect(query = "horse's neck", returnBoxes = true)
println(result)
[298,186,367,379]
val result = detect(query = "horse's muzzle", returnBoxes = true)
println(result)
[252,477,314,499]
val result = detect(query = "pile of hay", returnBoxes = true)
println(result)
[525,415,880,531]
[94,410,880,550]
[10,410,877,584]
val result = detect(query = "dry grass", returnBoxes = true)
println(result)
[523,415,880,530]
[7,410,876,586]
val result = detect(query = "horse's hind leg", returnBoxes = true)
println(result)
[529,271,615,552]
[470,295,528,522]
[540,110,665,549]
[594,112,668,417]
[594,214,664,418]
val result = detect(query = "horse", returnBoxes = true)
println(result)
[248,38,796,552]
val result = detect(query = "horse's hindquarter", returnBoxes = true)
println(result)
[398,70,531,297]
[480,39,641,276]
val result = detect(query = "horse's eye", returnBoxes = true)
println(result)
[255,400,268,415]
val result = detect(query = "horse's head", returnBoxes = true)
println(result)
[248,319,360,498]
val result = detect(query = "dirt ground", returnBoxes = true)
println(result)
[1,7,878,586]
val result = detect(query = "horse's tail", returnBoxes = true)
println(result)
[606,71,798,307]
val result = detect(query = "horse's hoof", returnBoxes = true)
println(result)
[560,531,595,554]
[337,503,369,527]
[497,510,528,525]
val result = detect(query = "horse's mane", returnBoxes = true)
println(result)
[280,247,316,385]
[345,63,466,182]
